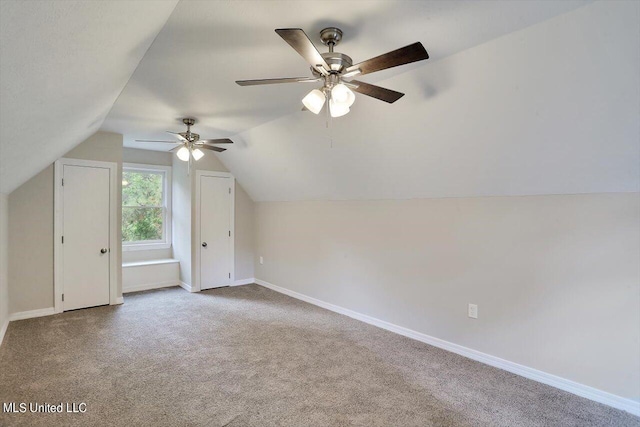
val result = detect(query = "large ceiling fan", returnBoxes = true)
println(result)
[236,27,429,117]
[135,118,233,162]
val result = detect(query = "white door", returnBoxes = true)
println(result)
[62,164,111,310]
[199,175,232,290]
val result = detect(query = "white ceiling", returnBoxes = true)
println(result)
[0,0,178,194]
[4,0,638,201]
[220,1,640,201]
[105,0,589,149]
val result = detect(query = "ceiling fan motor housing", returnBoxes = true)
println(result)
[320,52,353,72]
[311,27,353,77]
[320,27,343,47]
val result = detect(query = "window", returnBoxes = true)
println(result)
[122,163,171,251]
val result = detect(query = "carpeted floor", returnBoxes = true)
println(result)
[0,284,638,426]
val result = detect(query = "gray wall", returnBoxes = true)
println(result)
[8,132,123,313]
[172,156,192,285]
[8,166,54,312]
[254,193,640,400]
[0,194,9,340]
[123,147,172,167]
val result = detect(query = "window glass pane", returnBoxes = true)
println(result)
[122,171,163,207]
[122,169,165,243]
[122,207,163,242]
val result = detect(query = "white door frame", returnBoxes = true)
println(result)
[54,158,119,313]
[194,170,235,292]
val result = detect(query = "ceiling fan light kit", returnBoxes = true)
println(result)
[329,98,350,118]
[191,148,205,161]
[302,89,326,114]
[176,146,190,161]
[236,26,429,118]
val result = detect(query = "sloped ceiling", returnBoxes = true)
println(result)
[0,0,178,194]
[222,1,640,201]
[5,1,638,201]
[101,0,638,202]
[105,0,590,147]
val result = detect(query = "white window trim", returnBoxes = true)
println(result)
[122,163,172,252]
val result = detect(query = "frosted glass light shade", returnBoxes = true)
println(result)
[176,146,190,161]
[331,84,355,107]
[329,99,350,117]
[192,148,204,161]
[302,89,326,114]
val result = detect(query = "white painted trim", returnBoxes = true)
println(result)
[254,279,640,416]
[122,242,172,251]
[194,170,235,292]
[54,158,120,314]
[122,258,179,268]
[115,296,124,305]
[123,280,179,294]
[122,163,172,251]
[0,319,8,346]
[179,281,193,293]
[232,278,255,286]
[9,307,56,321]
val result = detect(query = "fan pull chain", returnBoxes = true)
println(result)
[325,88,331,129]
[325,102,330,129]
[326,104,334,148]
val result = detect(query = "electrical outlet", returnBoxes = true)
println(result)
[259,256,264,265]
[468,304,478,319]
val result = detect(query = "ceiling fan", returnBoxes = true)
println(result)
[236,27,429,117]
[135,118,233,162]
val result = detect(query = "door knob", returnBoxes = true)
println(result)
[100,248,108,254]
[202,242,207,248]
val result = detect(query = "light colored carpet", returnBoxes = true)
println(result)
[0,284,638,426]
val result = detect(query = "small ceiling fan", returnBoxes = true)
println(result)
[236,27,429,117]
[135,118,233,162]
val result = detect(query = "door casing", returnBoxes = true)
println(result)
[54,158,119,313]
[194,170,235,292]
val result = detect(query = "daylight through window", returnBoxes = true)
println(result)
[122,164,171,249]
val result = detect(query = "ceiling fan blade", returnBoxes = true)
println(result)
[196,138,233,145]
[348,80,405,103]
[135,140,181,143]
[345,42,429,76]
[199,145,226,153]
[167,131,187,141]
[275,28,330,72]
[236,77,320,86]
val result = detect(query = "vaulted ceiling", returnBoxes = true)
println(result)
[2,1,638,200]
[0,0,178,194]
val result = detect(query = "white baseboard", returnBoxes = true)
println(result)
[9,307,56,321]
[179,281,194,293]
[123,280,179,294]
[0,319,8,347]
[232,278,255,286]
[115,296,124,305]
[255,279,640,416]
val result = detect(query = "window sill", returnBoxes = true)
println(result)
[122,242,172,252]
[122,258,179,268]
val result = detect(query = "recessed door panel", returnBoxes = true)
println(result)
[62,165,111,310]
[200,175,231,290]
